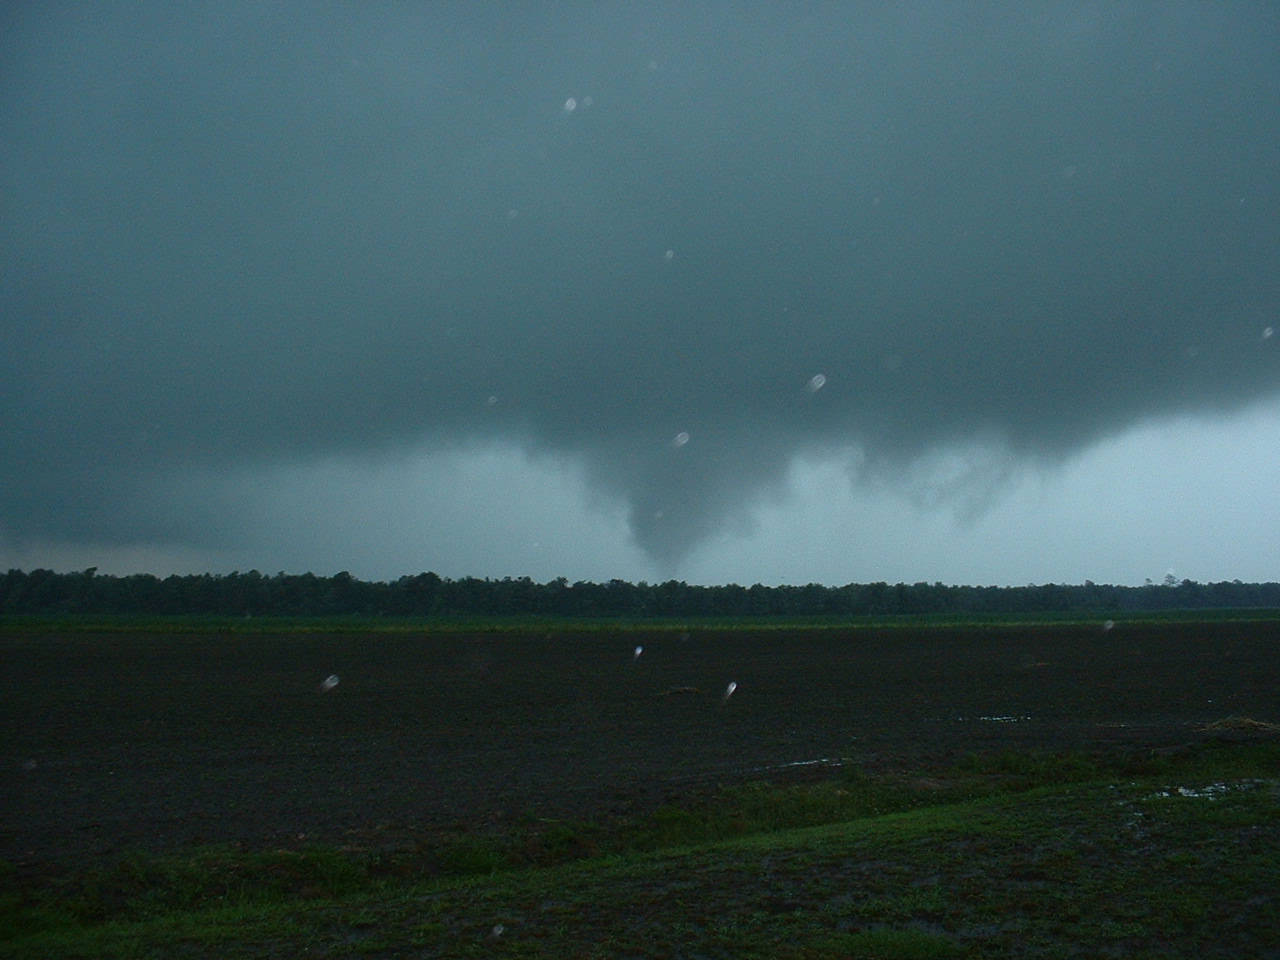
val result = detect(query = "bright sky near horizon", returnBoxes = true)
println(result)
[3,3,1278,587]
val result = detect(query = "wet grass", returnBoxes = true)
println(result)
[6,607,1279,635]
[4,740,1277,958]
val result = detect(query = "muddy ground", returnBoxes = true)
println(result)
[2,620,1277,868]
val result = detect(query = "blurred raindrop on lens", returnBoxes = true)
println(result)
[1103,620,1115,631]
[807,373,827,393]
[634,645,643,659]
[672,431,689,447]
[723,681,737,701]
[563,98,576,113]
[663,249,674,261]
[490,924,505,938]
[320,675,339,692]
[1263,327,1274,340]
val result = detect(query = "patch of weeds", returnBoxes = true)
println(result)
[955,747,1102,787]
[404,920,449,945]
[839,758,871,784]
[12,844,374,932]
[0,861,77,942]
[622,772,932,854]
[733,777,923,826]
[431,837,512,877]
[948,741,1280,797]
[517,819,605,865]
[632,803,717,849]
[785,927,965,959]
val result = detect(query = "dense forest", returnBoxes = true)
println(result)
[3,568,1279,619]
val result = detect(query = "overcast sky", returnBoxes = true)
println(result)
[3,3,1278,587]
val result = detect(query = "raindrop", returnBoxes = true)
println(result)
[320,675,339,692]
[486,395,499,406]
[723,681,738,702]
[806,373,827,393]
[663,249,674,261]
[505,208,518,220]
[634,645,643,659]
[1103,620,1115,632]
[1263,327,1274,341]
[563,98,577,113]
[672,431,689,447]
[490,924,505,938]
[582,96,594,107]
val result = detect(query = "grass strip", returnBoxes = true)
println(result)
[3,742,1277,958]
[6,608,1280,634]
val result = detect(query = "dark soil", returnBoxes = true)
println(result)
[2,620,1277,869]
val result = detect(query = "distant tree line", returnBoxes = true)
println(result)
[3,568,1279,619]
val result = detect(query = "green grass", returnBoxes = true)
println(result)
[5,607,1279,635]
[4,741,1277,958]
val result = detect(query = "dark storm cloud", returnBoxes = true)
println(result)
[4,3,1278,567]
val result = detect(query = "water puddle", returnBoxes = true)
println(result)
[939,714,1033,723]
[1147,779,1270,801]
[774,757,841,770]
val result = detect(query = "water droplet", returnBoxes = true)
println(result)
[490,924,505,938]
[563,98,577,113]
[723,681,737,701]
[505,208,518,220]
[672,431,689,447]
[663,249,674,261]
[634,645,643,659]
[1263,327,1274,341]
[1103,620,1115,631]
[806,373,827,393]
[320,675,339,692]
[582,96,594,107]
[486,395,499,406]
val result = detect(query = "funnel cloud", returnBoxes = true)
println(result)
[2,4,1278,580]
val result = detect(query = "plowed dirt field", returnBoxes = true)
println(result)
[3,620,1277,867]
